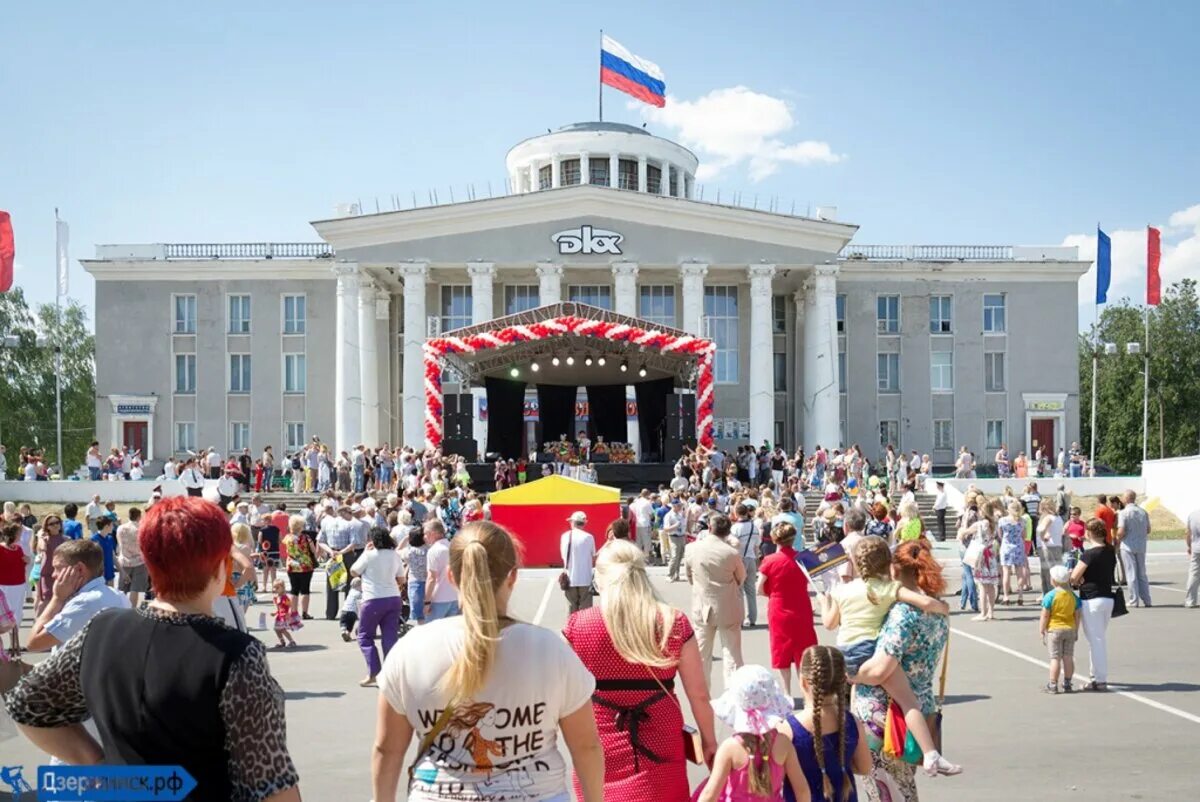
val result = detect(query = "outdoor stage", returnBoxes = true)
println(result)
[466,461,674,494]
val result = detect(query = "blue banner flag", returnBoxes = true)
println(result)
[1095,226,1112,305]
[37,765,197,801]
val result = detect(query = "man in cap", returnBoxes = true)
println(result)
[317,502,368,619]
[662,497,688,581]
[560,511,596,614]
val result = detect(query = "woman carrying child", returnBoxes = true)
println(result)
[818,537,958,778]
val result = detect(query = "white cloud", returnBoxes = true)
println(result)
[1065,204,1200,318]
[636,86,843,182]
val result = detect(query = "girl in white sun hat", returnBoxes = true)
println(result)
[698,665,810,802]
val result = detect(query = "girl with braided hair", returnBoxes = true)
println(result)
[818,538,958,778]
[781,646,870,802]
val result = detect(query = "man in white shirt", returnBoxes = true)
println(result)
[161,456,178,480]
[179,458,206,497]
[933,481,949,541]
[423,519,459,621]
[84,494,104,533]
[1185,506,1200,608]
[628,489,654,560]
[205,447,222,479]
[216,468,240,510]
[728,503,761,627]
[662,498,687,581]
[559,511,596,614]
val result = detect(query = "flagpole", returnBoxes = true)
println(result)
[1089,221,1100,472]
[54,208,64,479]
[598,29,604,121]
[1142,302,1150,468]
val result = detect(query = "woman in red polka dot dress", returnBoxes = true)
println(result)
[563,540,718,801]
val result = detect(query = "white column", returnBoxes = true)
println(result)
[680,262,708,335]
[551,155,561,188]
[579,151,590,185]
[748,265,776,447]
[637,155,648,192]
[528,163,538,192]
[468,261,495,324]
[333,262,362,454]
[536,262,563,305]
[358,280,380,447]
[612,262,638,317]
[803,265,840,450]
[660,161,671,195]
[793,288,806,446]
[400,262,429,448]
[610,153,620,189]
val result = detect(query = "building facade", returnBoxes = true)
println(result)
[84,122,1088,466]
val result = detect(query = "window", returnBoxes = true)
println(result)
[772,295,787,334]
[441,285,472,330]
[618,158,638,190]
[230,422,250,452]
[285,422,306,451]
[560,158,580,186]
[229,354,251,393]
[986,419,1005,449]
[933,419,953,450]
[283,295,306,334]
[836,294,846,333]
[174,422,195,454]
[838,351,846,392]
[173,295,196,334]
[505,285,540,314]
[587,158,608,187]
[877,353,900,392]
[538,164,551,190]
[876,295,899,334]
[879,420,900,452]
[568,285,612,310]
[284,354,306,394]
[639,285,676,328]
[647,164,662,194]
[704,286,739,382]
[773,353,788,391]
[931,351,954,392]
[174,354,196,394]
[930,295,952,333]
[983,293,1007,333]
[985,352,1006,392]
[228,295,251,333]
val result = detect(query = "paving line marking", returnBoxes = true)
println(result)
[533,575,557,626]
[950,627,1200,727]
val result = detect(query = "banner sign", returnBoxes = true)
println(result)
[36,765,198,801]
[115,404,152,415]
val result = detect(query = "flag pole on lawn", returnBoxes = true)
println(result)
[1091,224,1110,474]
[1143,224,1162,468]
[54,208,68,478]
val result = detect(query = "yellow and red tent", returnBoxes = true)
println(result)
[489,474,621,566]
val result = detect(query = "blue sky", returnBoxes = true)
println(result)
[4,1,1199,319]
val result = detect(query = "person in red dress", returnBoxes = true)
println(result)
[756,522,818,698]
[564,539,717,801]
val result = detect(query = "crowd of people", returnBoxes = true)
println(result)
[0,430,1196,802]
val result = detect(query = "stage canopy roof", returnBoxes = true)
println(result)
[437,302,703,386]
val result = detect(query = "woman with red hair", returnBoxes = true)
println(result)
[5,496,301,801]
[851,540,953,801]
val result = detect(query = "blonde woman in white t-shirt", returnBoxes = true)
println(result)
[373,521,603,802]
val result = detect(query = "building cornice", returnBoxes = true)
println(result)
[311,185,858,256]
[836,260,1091,282]
[81,258,337,282]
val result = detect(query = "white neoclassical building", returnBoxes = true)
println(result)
[85,121,1088,467]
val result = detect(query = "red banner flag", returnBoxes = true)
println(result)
[1147,225,1161,306]
[0,211,13,293]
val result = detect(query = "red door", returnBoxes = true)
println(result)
[123,421,148,457]
[1030,418,1054,455]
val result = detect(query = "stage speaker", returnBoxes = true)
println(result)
[445,394,474,418]
[449,412,473,439]
[663,437,684,462]
[680,394,696,433]
[443,438,477,460]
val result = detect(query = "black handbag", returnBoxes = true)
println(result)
[1110,587,1129,618]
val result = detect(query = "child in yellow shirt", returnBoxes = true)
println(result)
[1039,564,1081,693]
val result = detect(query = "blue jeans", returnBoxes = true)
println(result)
[839,638,878,675]
[427,600,460,621]
[88,467,100,480]
[408,581,426,623]
[354,466,365,493]
[960,560,979,611]
[262,467,273,489]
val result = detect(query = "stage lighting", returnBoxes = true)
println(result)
[597,356,606,366]
[638,366,647,377]
[566,355,575,366]
[620,361,628,373]
[509,367,520,377]
[530,361,540,372]
[584,356,593,366]
[551,356,560,366]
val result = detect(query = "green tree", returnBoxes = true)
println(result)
[0,288,96,477]
[1080,278,1200,473]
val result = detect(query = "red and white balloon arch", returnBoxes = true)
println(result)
[423,314,716,452]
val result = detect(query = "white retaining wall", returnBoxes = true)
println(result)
[923,476,1145,513]
[0,479,198,504]
[1141,455,1200,523]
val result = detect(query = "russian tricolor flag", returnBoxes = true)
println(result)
[601,35,666,108]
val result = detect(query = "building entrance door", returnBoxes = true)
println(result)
[1030,418,1054,455]
[123,421,148,456]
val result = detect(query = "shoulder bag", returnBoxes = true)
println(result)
[646,662,703,764]
[407,703,456,793]
[882,635,949,764]
[559,531,572,591]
